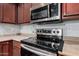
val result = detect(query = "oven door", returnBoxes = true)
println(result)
[21,44,56,56]
[21,45,39,56]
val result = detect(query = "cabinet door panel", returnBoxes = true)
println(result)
[2,42,9,56]
[0,40,21,56]
[0,4,3,22]
[63,3,79,16]
[62,3,79,20]
[3,4,16,23]
[0,43,3,56]
[13,40,20,56]
[31,3,42,9]
[13,46,20,56]
[18,4,24,23]
[18,3,31,23]
[23,3,31,23]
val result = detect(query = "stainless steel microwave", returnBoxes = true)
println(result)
[31,3,62,23]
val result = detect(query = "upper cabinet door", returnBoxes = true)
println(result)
[18,3,31,24]
[0,4,3,22]
[3,4,16,23]
[23,3,31,23]
[62,3,79,20]
[18,4,24,24]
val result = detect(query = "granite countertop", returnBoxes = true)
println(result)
[0,34,35,42]
[0,35,79,56]
[58,36,79,56]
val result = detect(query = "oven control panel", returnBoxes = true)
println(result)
[36,28,62,36]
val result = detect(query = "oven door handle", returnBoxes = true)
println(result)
[21,44,53,56]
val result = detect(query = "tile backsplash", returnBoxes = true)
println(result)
[0,23,20,36]
[20,24,36,34]
[0,20,79,37]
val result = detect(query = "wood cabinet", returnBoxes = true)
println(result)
[0,3,31,24]
[2,4,16,23]
[23,3,31,23]
[18,3,31,24]
[13,40,21,56]
[2,42,9,56]
[31,3,42,9]
[1,3,79,23]
[0,40,20,56]
[0,4,3,22]
[62,3,79,20]
[0,42,3,56]
[0,41,10,56]
[18,4,23,24]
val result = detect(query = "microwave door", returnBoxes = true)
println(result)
[31,13,38,20]
[31,5,49,23]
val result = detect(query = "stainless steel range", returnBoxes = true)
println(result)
[21,28,64,56]
[36,28,64,54]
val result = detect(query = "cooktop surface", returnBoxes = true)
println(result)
[21,37,58,53]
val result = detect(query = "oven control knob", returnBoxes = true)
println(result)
[54,43,60,49]
[57,31,59,33]
[51,43,54,48]
[53,31,55,33]
[39,30,41,33]
[53,44,59,51]
[37,30,39,32]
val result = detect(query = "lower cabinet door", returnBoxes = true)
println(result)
[0,40,20,56]
[2,42,9,56]
[0,43,3,56]
[13,46,20,56]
